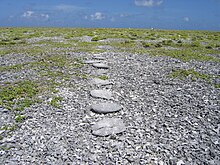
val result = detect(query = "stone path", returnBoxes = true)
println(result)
[85,55,126,137]
[1,51,219,164]
[91,103,122,114]
[90,78,112,86]
[92,63,109,69]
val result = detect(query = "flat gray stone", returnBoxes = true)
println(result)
[91,69,108,75]
[91,103,122,113]
[84,60,101,64]
[90,90,112,99]
[92,63,109,69]
[90,78,112,86]
[93,56,105,60]
[91,118,126,136]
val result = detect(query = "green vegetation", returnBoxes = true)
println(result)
[145,48,220,62]
[0,124,17,131]
[170,69,220,87]
[0,80,39,111]
[75,73,89,79]
[0,27,219,130]
[1,28,219,61]
[97,75,109,80]
[49,96,63,108]
[91,36,106,41]
[170,69,211,80]
[15,115,26,122]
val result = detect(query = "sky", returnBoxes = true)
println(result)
[0,0,220,31]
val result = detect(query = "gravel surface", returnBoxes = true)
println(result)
[0,51,220,164]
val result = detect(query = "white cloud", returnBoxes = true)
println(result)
[120,13,130,18]
[135,0,163,7]
[41,14,49,20]
[22,11,34,18]
[184,17,190,22]
[21,11,49,20]
[90,12,105,20]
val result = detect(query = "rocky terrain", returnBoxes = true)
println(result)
[0,28,219,164]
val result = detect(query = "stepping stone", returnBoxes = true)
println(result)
[84,60,101,64]
[90,90,112,99]
[91,103,122,114]
[92,63,109,69]
[91,118,126,136]
[91,69,108,75]
[90,78,112,86]
[93,56,105,60]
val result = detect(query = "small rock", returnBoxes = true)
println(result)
[84,60,101,64]
[91,118,126,136]
[91,103,122,114]
[92,69,108,75]
[0,130,5,135]
[90,78,112,86]
[92,63,109,69]
[177,160,185,165]
[90,90,112,99]
[93,56,105,60]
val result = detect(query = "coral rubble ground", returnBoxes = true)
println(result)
[0,28,219,164]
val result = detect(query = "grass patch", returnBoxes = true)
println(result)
[15,115,26,122]
[97,75,109,80]
[214,84,220,88]
[144,48,220,62]
[1,124,17,131]
[170,69,220,88]
[170,69,211,81]
[75,73,89,79]
[91,36,107,41]
[49,96,63,108]
[0,80,39,111]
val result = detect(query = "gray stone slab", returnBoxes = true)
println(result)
[84,60,101,64]
[90,78,112,86]
[91,69,108,75]
[93,56,105,60]
[90,90,112,99]
[92,63,109,69]
[91,118,126,136]
[91,103,122,114]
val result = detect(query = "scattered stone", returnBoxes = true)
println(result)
[92,63,109,69]
[90,90,112,99]
[93,56,105,60]
[90,78,112,86]
[84,60,101,64]
[0,130,5,135]
[91,118,126,136]
[177,160,185,165]
[91,103,122,114]
[91,69,108,75]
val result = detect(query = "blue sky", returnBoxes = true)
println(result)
[0,0,220,30]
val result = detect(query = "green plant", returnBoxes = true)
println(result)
[15,115,26,122]
[49,96,63,108]
[98,75,109,80]
[1,124,17,131]
[91,36,106,41]
[0,80,39,111]
[170,69,218,85]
